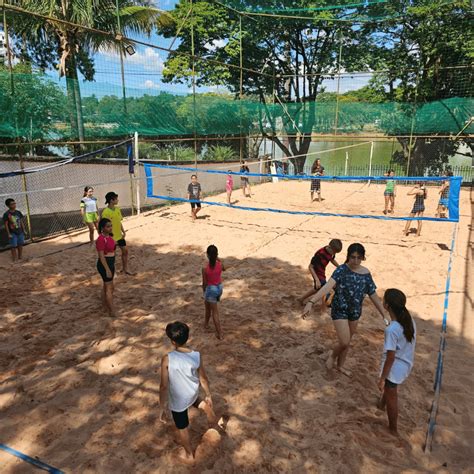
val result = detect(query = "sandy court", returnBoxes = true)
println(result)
[0,180,472,473]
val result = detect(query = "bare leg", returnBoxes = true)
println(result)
[310,191,314,202]
[210,303,222,339]
[416,212,423,237]
[404,214,414,235]
[384,385,399,435]
[17,245,23,260]
[198,399,217,426]
[104,282,115,317]
[177,428,195,462]
[10,247,17,262]
[87,223,94,243]
[204,301,211,328]
[390,195,395,213]
[242,185,245,197]
[318,190,322,202]
[299,287,317,305]
[247,183,251,197]
[326,320,353,374]
[227,191,231,205]
[336,320,358,375]
[384,195,389,213]
[121,246,129,274]
[194,207,201,218]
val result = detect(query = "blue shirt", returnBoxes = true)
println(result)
[331,264,377,319]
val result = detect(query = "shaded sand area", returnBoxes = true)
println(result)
[0,181,472,473]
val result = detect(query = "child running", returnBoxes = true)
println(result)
[403,183,427,237]
[159,321,217,464]
[187,174,202,220]
[3,198,25,262]
[302,243,389,377]
[80,186,99,244]
[299,239,342,305]
[96,218,116,317]
[310,159,325,203]
[377,288,416,436]
[202,245,225,340]
[101,192,132,275]
[383,170,396,215]
[226,171,233,205]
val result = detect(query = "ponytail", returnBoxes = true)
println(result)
[384,288,415,343]
[206,244,218,269]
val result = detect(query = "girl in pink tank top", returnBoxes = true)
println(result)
[202,245,226,339]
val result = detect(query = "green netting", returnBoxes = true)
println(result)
[0,72,472,140]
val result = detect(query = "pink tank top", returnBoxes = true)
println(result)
[205,261,222,286]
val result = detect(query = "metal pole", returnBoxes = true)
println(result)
[115,0,127,116]
[406,72,420,176]
[239,15,244,163]
[345,151,349,176]
[134,132,141,215]
[333,31,343,135]
[367,141,374,185]
[190,0,197,168]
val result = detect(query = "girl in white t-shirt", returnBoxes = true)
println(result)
[378,288,416,435]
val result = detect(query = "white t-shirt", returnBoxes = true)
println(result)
[380,319,416,384]
[168,350,200,412]
[80,196,98,213]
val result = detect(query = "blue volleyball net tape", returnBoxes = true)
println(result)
[0,443,64,473]
[143,163,462,223]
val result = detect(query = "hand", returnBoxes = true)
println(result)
[301,302,312,320]
[106,269,112,279]
[204,395,213,408]
[383,318,390,326]
[377,377,385,393]
[314,280,321,290]
[122,230,126,238]
[159,407,167,423]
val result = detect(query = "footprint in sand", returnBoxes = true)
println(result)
[194,428,222,462]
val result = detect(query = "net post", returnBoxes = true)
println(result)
[368,141,374,185]
[344,151,349,176]
[134,132,141,215]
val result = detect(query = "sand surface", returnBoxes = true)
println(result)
[0,180,472,473]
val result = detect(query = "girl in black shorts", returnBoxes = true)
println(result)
[96,218,117,317]
[404,183,427,237]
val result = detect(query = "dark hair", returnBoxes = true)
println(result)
[5,198,15,207]
[207,244,218,269]
[191,174,197,179]
[98,218,111,233]
[388,169,394,174]
[329,239,343,253]
[345,243,366,263]
[83,186,93,197]
[384,289,415,343]
[446,170,453,177]
[105,191,118,204]
[166,321,190,345]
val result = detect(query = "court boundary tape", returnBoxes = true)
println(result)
[424,222,458,452]
[0,443,64,473]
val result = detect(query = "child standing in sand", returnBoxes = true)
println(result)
[377,289,416,436]
[187,174,202,220]
[159,321,217,463]
[202,245,225,340]
[101,192,132,275]
[81,186,99,244]
[383,170,396,215]
[299,239,342,305]
[96,218,116,317]
[302,243,389,377]
[240,161,251,197]
[403,183,427,237]
[3,198,25,262]
[226,171,233,205]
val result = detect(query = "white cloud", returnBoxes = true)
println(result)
[143,79,161,90]
[204,39,227,52]
[98,46,164,72]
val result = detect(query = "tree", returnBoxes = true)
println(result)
[7,0,170,142]
[158,1,377,173]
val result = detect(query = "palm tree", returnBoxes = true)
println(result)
[8,0,171,142]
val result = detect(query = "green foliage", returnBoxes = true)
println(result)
[139,143,195,161]
[203,145,238,161]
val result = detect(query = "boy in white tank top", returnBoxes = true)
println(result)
[159,321,217,463]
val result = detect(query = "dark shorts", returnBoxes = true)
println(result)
[97,257,115,282]
[384,191,394,196]
[171,397,202,430]
[411,205,425,214]
[331,311,361,322]
[385,379,397,389]
[241,178,249,186]
[311,179,321,192]
[313,277,326,290]
[9,232,25,248]
[191,201,201,209]
[116,238,127,247]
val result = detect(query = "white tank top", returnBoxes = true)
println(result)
[168,350,200,412]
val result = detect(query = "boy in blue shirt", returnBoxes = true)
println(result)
[3,198,25,261]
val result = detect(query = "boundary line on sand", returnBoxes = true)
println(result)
[0,443,64,473]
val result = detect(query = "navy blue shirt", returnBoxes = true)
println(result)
[330,264,376,319]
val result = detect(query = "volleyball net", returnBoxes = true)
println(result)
[143,161,462,223]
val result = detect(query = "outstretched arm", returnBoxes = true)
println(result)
[369,292,389,326]
[159,355,169,422]
[302,278,336,319]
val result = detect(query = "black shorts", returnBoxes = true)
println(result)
[97,257,115,282]
[116,238,127,247]
[385,379,397,389]
[191,201,201,209]
[311,179,321,192]
[171,398,202,430]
